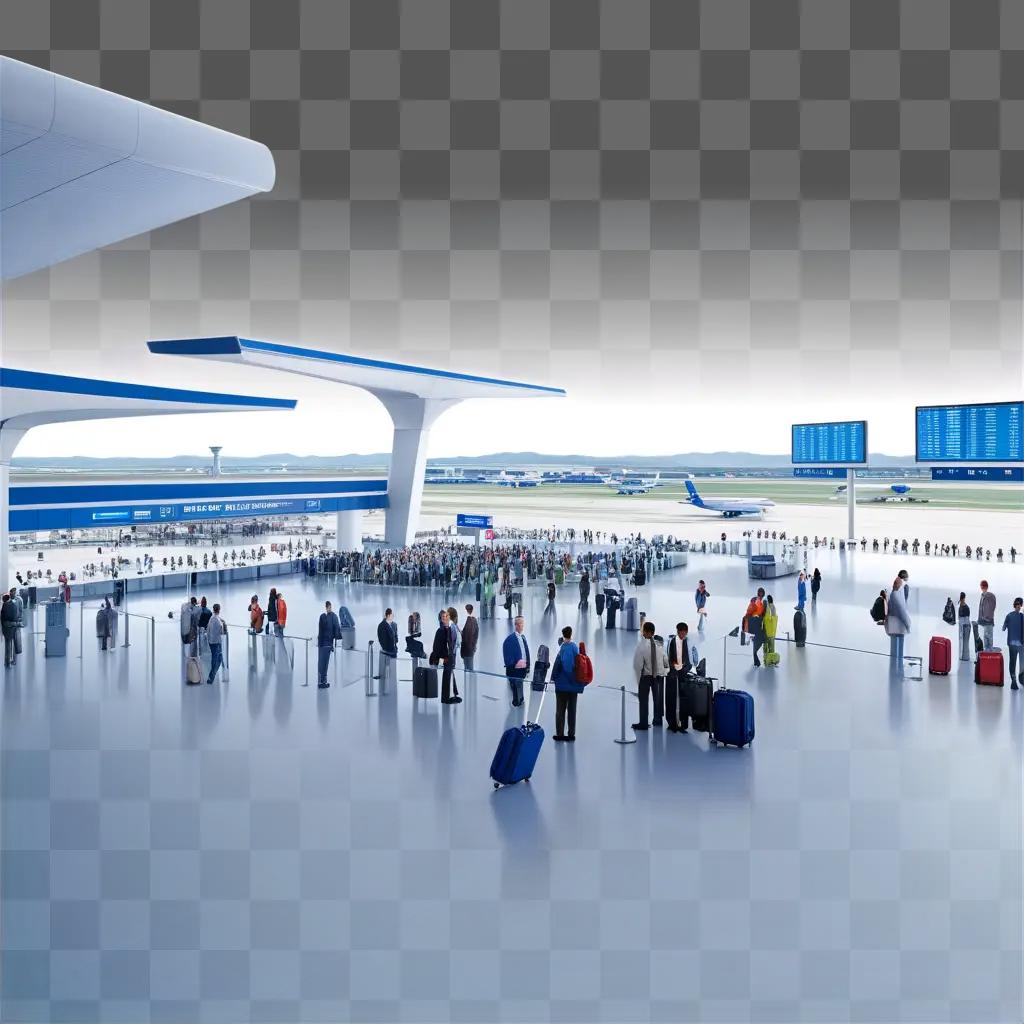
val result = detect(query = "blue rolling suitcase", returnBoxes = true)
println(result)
[710,688,755,748]
[490,689,547,788]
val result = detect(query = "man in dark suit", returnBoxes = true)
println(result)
[430,608,460,704]
[316,601,343,689]
[665,621,694,732]
[502,615,530,707]
[376,607,399,683]
[460,603,479,672]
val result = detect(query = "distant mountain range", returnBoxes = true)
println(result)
[12,451,918,471]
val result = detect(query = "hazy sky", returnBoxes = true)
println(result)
[13,389,937,460]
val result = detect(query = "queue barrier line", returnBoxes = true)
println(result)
[345,636,729,745]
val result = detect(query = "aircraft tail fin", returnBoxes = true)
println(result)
[684,480,704,506]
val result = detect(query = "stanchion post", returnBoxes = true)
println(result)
[304,638,310,687]
[150,616,155,675]
[79,600,84,659]
[365,640,376,696]
[613,684,637,745]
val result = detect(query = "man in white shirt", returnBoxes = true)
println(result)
[632,620,668,730]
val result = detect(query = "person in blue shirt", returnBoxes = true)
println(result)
[502,616,530,707]
[795,571,807,612]
[694,580,710,631]
[550,625,584,742]
[1002,597,1024,690]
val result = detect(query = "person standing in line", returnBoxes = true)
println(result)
[977,580,996,651]
[431,608,460,704]
[551,625,584,741]
[274,591,288,637]
[1001,597,1023,689]
[376,607,399,680]
[810,568,821,602]
[745,588,766,667]
[197,596,212,630]
[206,603,226,685]
[96,598,115,652]
[666,622,695,733]
[317,600,343,689]
[796,571,807,612]
[694,580,710,631]
[957,592,971,662]
[502,615,531,708]
[885,577,911,669]
[180,595,198,648]
[578,571,590,611]
[248,595,264,634]
[265,587,278,635]
[7,587,24,660]
[460,603,479,672]
[2,594,19,667]
[632,620,668,731]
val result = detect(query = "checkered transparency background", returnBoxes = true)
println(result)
[1,0,1023,404]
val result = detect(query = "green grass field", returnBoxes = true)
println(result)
[425,478,1024,512]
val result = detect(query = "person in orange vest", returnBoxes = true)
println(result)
[248,595,264,633]
[275,592,287,636]
[745,587,766,667]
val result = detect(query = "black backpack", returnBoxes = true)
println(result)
[942,598,956,625]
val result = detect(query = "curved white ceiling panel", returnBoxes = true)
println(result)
[0,57,275,280]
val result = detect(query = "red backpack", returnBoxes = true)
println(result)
[574,641,594,685]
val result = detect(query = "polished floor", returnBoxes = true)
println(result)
[2,547,1021,1023]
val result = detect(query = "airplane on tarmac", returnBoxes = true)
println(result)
[492,470,541,487]
[832,483,926,503]
[680,480,775,518]
[610,471,662,494]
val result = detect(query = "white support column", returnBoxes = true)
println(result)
[847,468,856,543]
[377,396,456,548]
[0,428,26,593]
[0,461,8,592]
[334,508,363,551]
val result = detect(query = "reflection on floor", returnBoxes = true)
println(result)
[2,547,1021,1023]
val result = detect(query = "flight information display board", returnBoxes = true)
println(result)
[931,467,1024,482]
[791,421,867,465]
[916,402,1023,463]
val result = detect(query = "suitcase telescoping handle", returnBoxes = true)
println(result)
[527,676,547,726]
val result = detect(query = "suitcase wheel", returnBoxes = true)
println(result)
[493,782,500,789]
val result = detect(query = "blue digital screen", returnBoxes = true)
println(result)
[793,468,847,479]
[931,467,1024,482]
[791,421,867,465]
[456,513,492,529]
[916,402,1024,463]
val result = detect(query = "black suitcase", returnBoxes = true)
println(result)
[595,592,605,616]
[793,608,807,648]
[682,674,713,732]
[413,666,438,699]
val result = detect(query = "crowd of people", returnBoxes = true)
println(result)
[738,528,1018,563]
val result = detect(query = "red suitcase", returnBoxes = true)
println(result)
[975,650,1004,686]
[928,636,951,675]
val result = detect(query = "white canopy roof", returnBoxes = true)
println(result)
[147,336,567,403]
[1,56,275,280]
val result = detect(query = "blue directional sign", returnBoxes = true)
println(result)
[793,468,847,479]
[931,467,1024,482]
[456,513,492,529]
[791,421,867,465]
[916,402,1024,463]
